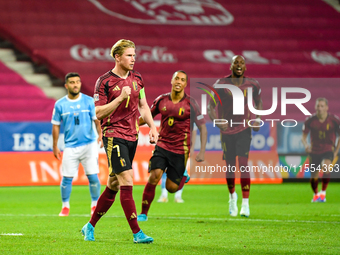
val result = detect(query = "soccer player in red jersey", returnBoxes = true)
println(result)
[302,98,340,202]
[81,39,158,243]
[207,55,262,218]
[137,70,207,221]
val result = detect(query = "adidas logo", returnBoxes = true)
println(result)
[142,200,149,205]
[161,106,166,111]
[242,185,250,190]
[130,212,137,220]
[113,85,120,91]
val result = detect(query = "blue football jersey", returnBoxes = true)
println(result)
[51,93,97,148]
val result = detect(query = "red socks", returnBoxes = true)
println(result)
[239,156,250,198]
[141,183,157,215]
[225,159,236,194]
[310,178,319,194]
[225,157,250,198]
[120,186,140,234]
[322,173,331,191]
[90,186,117,227]
[178,176,187,191]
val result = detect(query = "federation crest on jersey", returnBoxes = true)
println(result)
[132,80,138,91]
[94,94,99,101]
[179,107,185,116]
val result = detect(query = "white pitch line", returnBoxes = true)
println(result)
[0,214,339,224]
[0,233,23,236]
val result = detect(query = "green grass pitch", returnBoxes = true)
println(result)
[0,183,339,254]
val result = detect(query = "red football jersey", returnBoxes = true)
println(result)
[94,70,143,141]
[151,93,205,154]
[303,113,340,154]
[210,75,261,135]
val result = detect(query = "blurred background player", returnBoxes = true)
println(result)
[302,97,340,202]
[208,55,262,218]
[51,72,102,217]
[157,124,197,203]
[157,169,190,203]
[81,39,158,243]
[137,70,207,221]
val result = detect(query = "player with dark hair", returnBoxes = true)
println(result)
[302,97,340,202]
[52,72,102,217]
[81,39,158,243]
[207,55,262,218]
[137,70,207,221]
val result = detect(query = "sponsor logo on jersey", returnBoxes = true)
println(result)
[113,85,121,91]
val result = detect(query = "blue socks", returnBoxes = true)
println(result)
[61,177,73,203]
[87,174,101,201]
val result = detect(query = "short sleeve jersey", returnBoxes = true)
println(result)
[51,93,97,148]
[210,75,261,135]
[151,93,205,154]
[94,70,144,141]
[302,113,340,154]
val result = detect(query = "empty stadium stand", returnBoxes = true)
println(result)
[0,0,339,121]
[0,61,55,121]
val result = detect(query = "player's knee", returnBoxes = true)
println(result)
[148,170,163,185]
[166,183,178,193]
[107,178,119,191]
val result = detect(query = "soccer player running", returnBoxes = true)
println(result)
[81,39,158,243]
[302,98,340,202]
[137,70,207,221]
[157,125,197,203]
[207,55,262,218]
[52,72,102,217]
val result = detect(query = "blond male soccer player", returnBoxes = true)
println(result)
[302,98,340,202]
[52,72,102,217]
[137,70,207,221]
[208,55,262,218]
[81,39,158,243]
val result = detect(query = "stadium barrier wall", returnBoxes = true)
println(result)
[0,122,282,186]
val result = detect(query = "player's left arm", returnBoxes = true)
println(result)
[333,118,340,158]
[94,119,103,148]
[252,83,263,132]
[52,124,62,160]
[192,98,207,162]
[196,123,207,162]
[138,91,158,144]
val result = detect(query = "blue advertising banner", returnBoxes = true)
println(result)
[193,122,276,152]
[0,122,64,152]
[276,122,306,154]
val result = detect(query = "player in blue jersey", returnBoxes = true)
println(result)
[52,72,103,217]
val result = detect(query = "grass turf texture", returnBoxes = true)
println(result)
[0,183,339,254]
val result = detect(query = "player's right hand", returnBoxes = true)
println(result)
[216,123,228,131]
[120,86,131,99]
[305,145,312,153]
[53,147,61,160]
[149,127,159,144]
